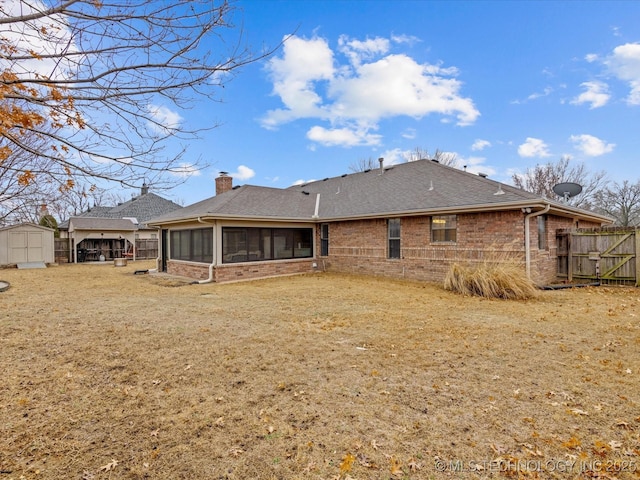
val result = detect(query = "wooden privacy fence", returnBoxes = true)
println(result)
[134,239,158,260]
[557,227,639,286]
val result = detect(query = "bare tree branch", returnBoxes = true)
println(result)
[0,0,281,194]
[511,157,608,209]
[592,180,640,226]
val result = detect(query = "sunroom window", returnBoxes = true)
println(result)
[170,228,213,263]
[222,227,312,263]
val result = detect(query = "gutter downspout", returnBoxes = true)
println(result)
[193,217,216,284]
[191,217,216,285]
[524,203,550,280]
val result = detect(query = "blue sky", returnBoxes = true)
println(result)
[151,1,640,206]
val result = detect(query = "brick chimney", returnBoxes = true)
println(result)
[215,172,232,195]
[38,204,49,219]
[141,182,149,195]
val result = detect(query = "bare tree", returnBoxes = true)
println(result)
[349,147,458,173]
[0,130,66,225]
[46,183,128,222]
[348,157,379,173]
[511,157,608,209]
[0,0,279,193]
[592,180,640,226]
[409,147,459,167]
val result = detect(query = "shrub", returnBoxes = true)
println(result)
[444,259,538,300]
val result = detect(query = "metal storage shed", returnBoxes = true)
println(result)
[0,223,55,266]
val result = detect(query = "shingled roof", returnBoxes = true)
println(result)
[149,159,611,225]
[68,217,137,231]
[61,192,182,230]
[150,185,319,223]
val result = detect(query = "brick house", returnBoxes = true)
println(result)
[148,159,611,285]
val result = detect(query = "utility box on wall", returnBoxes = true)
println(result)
[0,223,55,266]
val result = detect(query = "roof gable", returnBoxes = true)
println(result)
[0,222,54,233]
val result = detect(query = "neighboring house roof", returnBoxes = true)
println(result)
[107,193,182,225]
[68,217,137,232]
[60,192,182,230]
[149,159,613,225]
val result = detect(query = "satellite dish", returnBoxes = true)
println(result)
[552,182,582,202]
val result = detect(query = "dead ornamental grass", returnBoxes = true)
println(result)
[1,262,639,479]
[444,262,539,300]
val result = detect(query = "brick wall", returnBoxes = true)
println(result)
[213,259,315,283]
[167,258,315,283]
[318,211,598,285]
[167,260,210,280]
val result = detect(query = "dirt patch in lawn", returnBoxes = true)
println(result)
[1,262,639,479]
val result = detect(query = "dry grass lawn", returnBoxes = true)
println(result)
[1,262,640,480]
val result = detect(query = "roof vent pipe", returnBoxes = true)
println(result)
[378,157,384,174]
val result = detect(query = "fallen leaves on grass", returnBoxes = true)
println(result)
[407,458,423,472]
[562,436,581,449]
[569,408,589,416]
[339,452,355,475]
[389,456,403,477]
[356,453,376,469]
[228,447,244,457]
[100,459,118,472]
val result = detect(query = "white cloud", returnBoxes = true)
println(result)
[380,148,414,165]
[518,137,551,158]
[604,42,640,105]
[170,163,200,178]
[338,35,390,66]
[146,104,183,134]
[511,86,553,104]
[471,139,491,151]
[262,34,479,147]
[570,81,610,109]
[291,178,316,186]
[401,128,416,140]
[0,0,78,81]
[527,86,553,101]
[390,33,420,46]
[306,126,381,147]
[585,53,599,63]
[459,156,496,176]
[570,134,615,156]
[262,36,335,129]
[230,165,255,181]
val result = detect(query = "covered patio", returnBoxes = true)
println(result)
[67,217,138,263]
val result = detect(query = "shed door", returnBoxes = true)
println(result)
[27,231,44,261]
[9,230,45,263]
[9,232,28,263]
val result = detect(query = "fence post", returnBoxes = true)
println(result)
[567,231,573,283]
[633,228,640,287]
